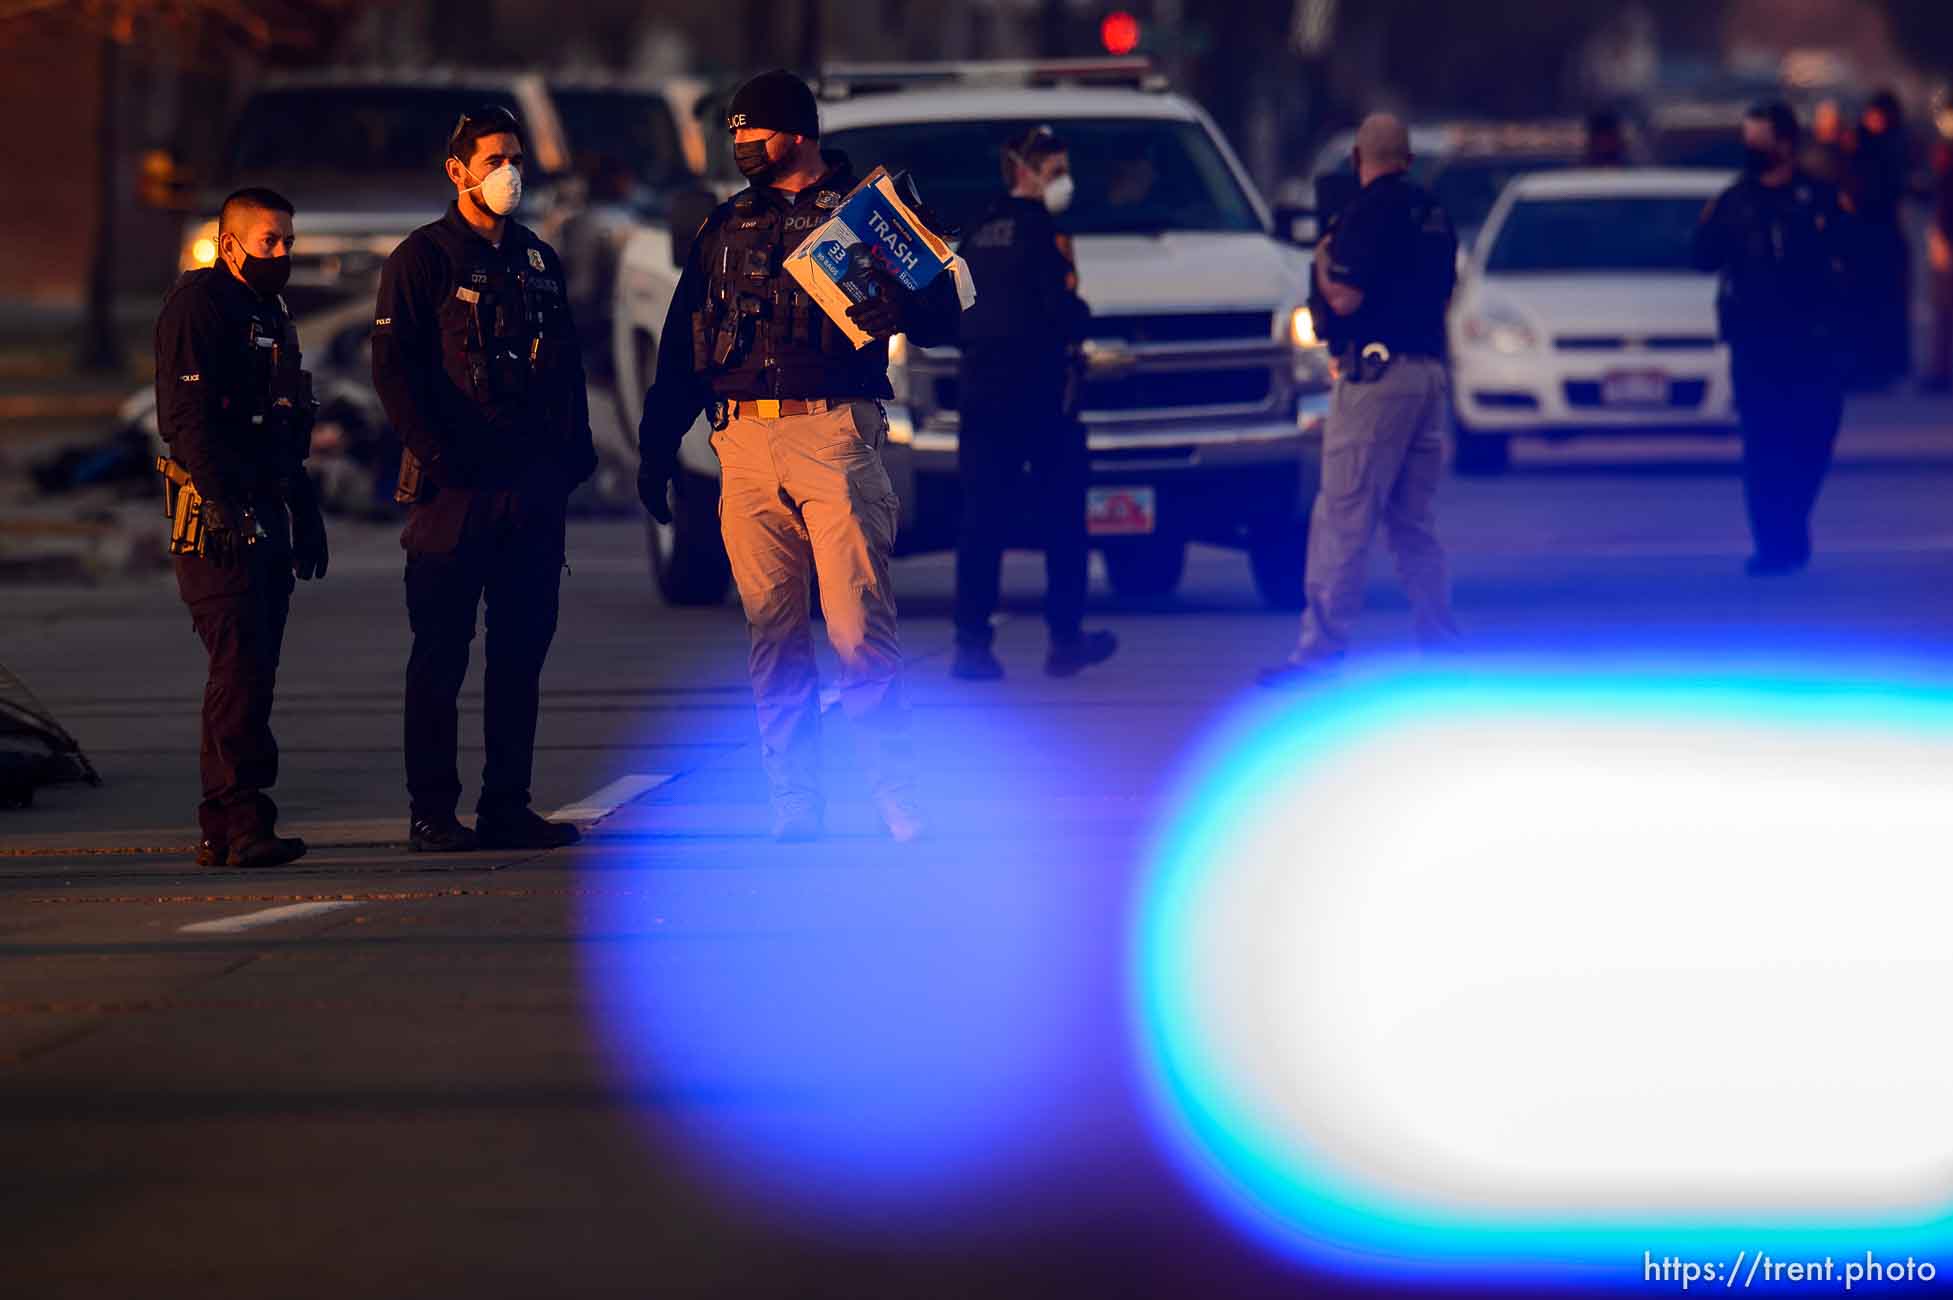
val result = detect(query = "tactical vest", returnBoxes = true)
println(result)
[1715,179,1847,355]
[219,287,312,488]
[252,300,312,454]
[422,220,577,437]
[693,188,887,400]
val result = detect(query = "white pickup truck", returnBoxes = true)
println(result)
[610,61,1330,607]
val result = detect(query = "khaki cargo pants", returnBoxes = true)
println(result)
[712,400,912,809]
[1292,356,1462,662]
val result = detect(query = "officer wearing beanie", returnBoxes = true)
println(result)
[637,69,965,843]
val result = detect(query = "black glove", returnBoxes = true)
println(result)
[845,266,909,340]
[291,495,329,582]
[199,498,245,569]
[637,457,674,525]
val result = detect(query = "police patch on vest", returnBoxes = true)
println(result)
[815,190,842,209]
[528,248,546,272]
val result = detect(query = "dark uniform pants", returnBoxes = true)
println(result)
[1731,353,1844,567]
[954,372,1088,649]
[403,491,565,820]
[175,504,294,846]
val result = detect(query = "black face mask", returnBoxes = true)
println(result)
[734,138,781,183]
[232,247,292,297]
[1743,146,1783,178]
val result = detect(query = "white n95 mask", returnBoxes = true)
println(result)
[1042,173,1075,215]
[465,162,524,216]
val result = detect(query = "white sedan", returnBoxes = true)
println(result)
[1446,168,1738,474]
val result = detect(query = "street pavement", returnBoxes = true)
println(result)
[4,398,1952,1298]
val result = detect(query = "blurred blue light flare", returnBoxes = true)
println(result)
[1132,654,1953,1287]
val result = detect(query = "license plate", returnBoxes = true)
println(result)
[1087,486,1157,536]
[1600,370,1671,406]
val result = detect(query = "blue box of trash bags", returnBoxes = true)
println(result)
[785,166,975,348]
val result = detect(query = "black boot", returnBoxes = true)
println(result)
[951,644,1005,680]
[476,806,582,851]
[227,834,308,869]
[409,814,480,854]
[1046,630,1118,678]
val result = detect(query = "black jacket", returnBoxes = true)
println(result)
[371,203,595,492]
[956,194,1090,369]
[639,152,963,468]
[1692,171,1855,363]
[154,266,310,504]
[1312,171,1456,359]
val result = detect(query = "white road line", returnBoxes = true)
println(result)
[549,773,673,826]
[179,901,361,935]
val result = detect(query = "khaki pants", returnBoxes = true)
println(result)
[713,401,912,808]
[1294,356,1460,662]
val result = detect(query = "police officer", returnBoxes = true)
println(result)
[372,106,597,852]
[1261,114,1461,685]
[952,124,1117,681]
[636,70,964,843]
[1693,102,1854,576]
[154,187,327,868]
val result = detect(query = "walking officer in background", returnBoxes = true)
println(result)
[1693,101,1855,576]
[1260,114,1461,686]
[637,69,965,843]
[371,106,597,853]
[154,186,327,868]
[953,124,1117,681]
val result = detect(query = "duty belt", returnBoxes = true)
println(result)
[724,398,836,421]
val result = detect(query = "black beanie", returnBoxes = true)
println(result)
[727,69,820,139]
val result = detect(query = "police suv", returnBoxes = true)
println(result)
[611,60,1330,607]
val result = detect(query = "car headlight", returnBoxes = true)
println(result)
[1288,305,1320,349]
[1461,303,1538,355]
[182,220,219,271]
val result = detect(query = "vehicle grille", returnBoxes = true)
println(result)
[1564,379,1708,409]
[934,367,1275,415]
[1555,334,1718,351]
[1082,368,1273,413]
[1093,444,1198,463]
[1472,391,1540,409]
[1088,311,1275,344]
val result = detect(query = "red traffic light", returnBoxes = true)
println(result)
[1100,10,1141,56]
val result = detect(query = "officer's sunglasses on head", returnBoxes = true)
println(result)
[447,107,520,161]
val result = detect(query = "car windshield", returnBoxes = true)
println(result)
[1430,156,1575,238]
[227,87,528,175]
[821,117,1262,236]
[552,89,687,193]
[1483,195,1711,273]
